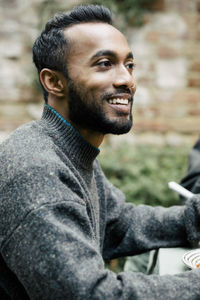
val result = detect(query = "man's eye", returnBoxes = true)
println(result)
[97,60,112,68]
[126,62,136,70]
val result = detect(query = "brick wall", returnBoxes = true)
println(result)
[121,0,200,147]
[1,0,200,146]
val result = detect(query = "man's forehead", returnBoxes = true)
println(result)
[64,22,131,57]
[65,22,122,35]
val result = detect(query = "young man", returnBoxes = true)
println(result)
[0,5,200,299]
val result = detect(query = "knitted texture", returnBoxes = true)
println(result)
[0,105,200,299]
[185,197,200,246]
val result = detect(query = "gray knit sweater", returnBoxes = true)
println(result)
[0,105,200,299]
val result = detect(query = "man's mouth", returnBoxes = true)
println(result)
[106,94,132,115]
[108,98,129,105]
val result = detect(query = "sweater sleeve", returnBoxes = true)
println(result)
[1,165,200,300]
[1,185,200,300]
[102,174,200,260]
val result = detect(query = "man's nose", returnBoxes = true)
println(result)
[113,65,135,91]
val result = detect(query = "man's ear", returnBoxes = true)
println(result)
[40,68,67,98]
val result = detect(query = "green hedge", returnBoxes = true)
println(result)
[88,0,157,26]
[99,142,191,272]
[99,143,190,207]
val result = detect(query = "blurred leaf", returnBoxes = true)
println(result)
[99,143,190,207]
[88,0,157,27]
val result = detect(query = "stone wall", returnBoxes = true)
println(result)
[1,0,200,146]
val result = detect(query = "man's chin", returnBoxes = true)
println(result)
[102,119,133,135]
[107,126,132,135]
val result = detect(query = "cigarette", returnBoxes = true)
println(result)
[168,181,194,199]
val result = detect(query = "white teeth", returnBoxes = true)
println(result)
[108,98,128,105]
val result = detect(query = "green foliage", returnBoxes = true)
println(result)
[100,142,191,273]
[88,0,156,26]
[99,143,190,207]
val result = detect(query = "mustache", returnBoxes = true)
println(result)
[102,87,133,100]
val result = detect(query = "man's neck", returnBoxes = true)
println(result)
[46,100,104,149]
[71,123,104,149]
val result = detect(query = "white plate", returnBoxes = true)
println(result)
[182,249,200,269]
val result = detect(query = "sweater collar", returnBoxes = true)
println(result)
[41,104,100,169]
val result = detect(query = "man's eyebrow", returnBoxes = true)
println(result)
[126,52,134,60]
[91,50,116,60]
[91,50,134,60]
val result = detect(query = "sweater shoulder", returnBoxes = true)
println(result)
[1,120,51,152]
[0,120,58,167]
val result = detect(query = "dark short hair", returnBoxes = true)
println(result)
[32,4,112,102]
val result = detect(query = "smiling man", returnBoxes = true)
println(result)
[0,4,200,300]
[39,20,136,146]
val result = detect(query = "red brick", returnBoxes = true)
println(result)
[137,77,154,85]
[188,78,200,87]
[157,46,179,58]
[164,32,179,40]
[165,90,200,105]
[146,31,160,42]
[149,106,160,115]
[184,90,200,104]
[170,119,200,134]
[186,92,200,103]
[190,62,200,72]
[136,108,145,116]
[196,31,200,40]
[134,120,169,133]
[135,106,160,118]
[188,109,200,116]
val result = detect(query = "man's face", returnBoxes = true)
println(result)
[64,23,136,135]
